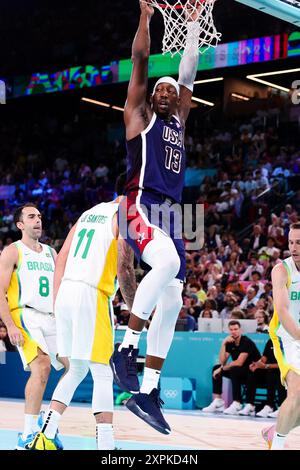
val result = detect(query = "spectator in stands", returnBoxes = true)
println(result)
[230,309,246,320]
[240,253,264,280]
[249,270,265,295]
[239,286,260,310]
[202,320,261,415]
[245,302,258,319]
[214,281,225,310]
[183,294,202,321]
[248,225,267,251]
[259,237,281,258]
[220,292,239,319]
[188,282,207,306]
[268,214,284,239]
[238,339,286,418]
[175,307,197,332]
[0,323,16,352]
[255,309,269,333]
[200,309,213,318]
[202,299,219,318]
[116,304,130,327]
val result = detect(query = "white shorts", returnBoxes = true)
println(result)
[271,333,300,385]
[12,307,63,372]
[55,280,114,364]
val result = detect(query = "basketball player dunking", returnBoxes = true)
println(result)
[111,0,202,434]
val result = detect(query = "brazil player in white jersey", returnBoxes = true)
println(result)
[0,203,66,449]
[29,180,136,450]
[262,223,300,449]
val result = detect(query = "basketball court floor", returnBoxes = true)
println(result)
[1,399,300,450]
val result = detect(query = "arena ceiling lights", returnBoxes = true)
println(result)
[81,97,124,111]
[194,77,224,85]
[247,67,300,94]
[191,77,224,107]
[191,96,215,107]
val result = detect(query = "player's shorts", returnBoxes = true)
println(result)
[55,280,114,364]
[270,332,300,385]
[11,306,63,372]
[118,190,186,281]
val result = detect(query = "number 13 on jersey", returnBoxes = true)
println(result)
[165,146,182,174]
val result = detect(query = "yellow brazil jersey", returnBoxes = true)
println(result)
[7,240,55,314]
[63,202,118,296]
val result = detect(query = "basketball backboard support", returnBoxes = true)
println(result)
[235,0,300,27]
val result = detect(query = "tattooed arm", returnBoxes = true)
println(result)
[117,236,136,310]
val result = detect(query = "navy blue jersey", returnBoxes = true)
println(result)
[125,113,186,204]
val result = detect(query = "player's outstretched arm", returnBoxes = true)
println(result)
[0,244,24,347]
[272,263,300,340]
[124,1,154,140]
[178,1,203,124]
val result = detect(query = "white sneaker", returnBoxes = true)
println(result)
[202,398,225,413]
[256,405,273,418]
[238,403,255,416]
[268,409,279,418]
[223,401,242,415]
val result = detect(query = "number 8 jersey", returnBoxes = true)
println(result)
[7,240,55,314]
[125,113,186,203]
[63,202,118,296]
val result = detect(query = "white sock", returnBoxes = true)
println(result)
[96,423,114,450]
[22,414,38,439]
[42,409,62,439]
[140,367,161,394]
[271,432,287,450]
[120,328,141,350]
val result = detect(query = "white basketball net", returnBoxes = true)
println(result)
[147,0,221,56]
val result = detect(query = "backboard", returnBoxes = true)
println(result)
[235,0,300,27]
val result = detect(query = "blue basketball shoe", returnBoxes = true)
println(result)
[110,343,140,393]
[15,433,36,450]
[125,388,171,435]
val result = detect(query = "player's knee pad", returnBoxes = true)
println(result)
[89,362,114,414]
[52,359,89,407]
[147,282,183,359]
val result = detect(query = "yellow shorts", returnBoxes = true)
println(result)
[11,307,63,371]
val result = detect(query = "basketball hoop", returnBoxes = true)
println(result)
[146,0,221,56]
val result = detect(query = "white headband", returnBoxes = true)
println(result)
[152,76,180,96]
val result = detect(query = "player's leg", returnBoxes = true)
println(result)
[111,229,180,393]
[271,370,300,449]
[125,229,180,334]
[19,348,51,446]
[125,278,183,434]
[13,307,53,449]
[29,358,89,450]
[28,282,89,450]
[25,349,51,414]
[89,361,115,450]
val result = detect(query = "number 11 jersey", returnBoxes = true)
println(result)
[63,202,118,297]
